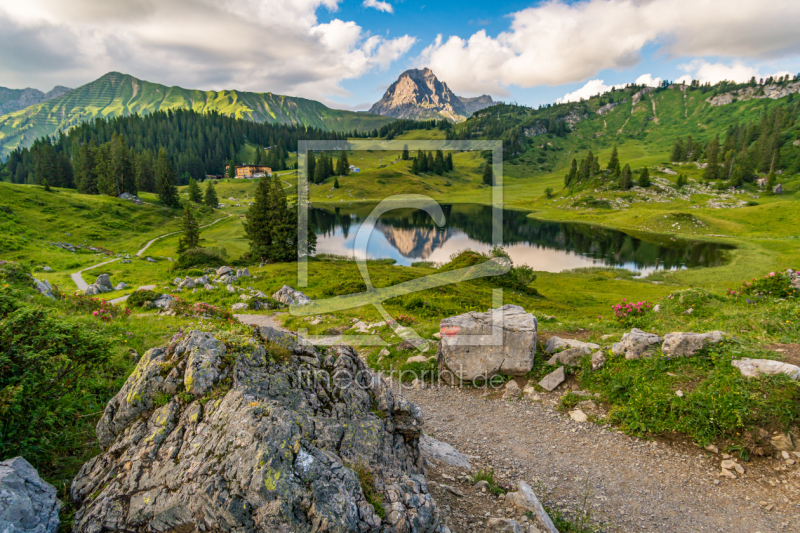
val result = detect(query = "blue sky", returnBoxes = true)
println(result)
[1,0,799,110]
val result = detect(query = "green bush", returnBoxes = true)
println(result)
[0,289,112,469]
[176,247,227,270]
[127,289,160,307]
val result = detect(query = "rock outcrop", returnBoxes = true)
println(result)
[544,337,599,354]
[272,285,312,306]
[0,456,61,533]
[661,331,725,357]
[436,305,537,383]
[71,327,443,533]
[612,328,663,360]
[33,278,55,299]
[732,358,800,380]
[369,68,493,121]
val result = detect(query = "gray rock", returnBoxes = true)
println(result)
[398,338,428,352]
[215,265,234,276]
[538,366,565,392]
[145,257,156,263]
[486,518,523,533]
[173,277,182,285]
[503,380,521,400]
[181,331,225,397]
[544,337,599,354]
[272,285,312,306]
[83,284,102,296]
[95,274,112,290]
[662,331,725,357]
[178,277,195,289]
[0,456,61,533]
[113,282,128,291]
[42,266,52,272]
[504,481,559,533]
[194,275,209,285]
[406,354,433,364]
[612,328,663,360]
[237,267,251,278]
[437,305,537,384]
[218,273,237,284]
[203,283,214,290]
[72,331,441,533]
[732,358,800,380]
[226,284,236,293]
[419,433,471,469]
[231,302,248,311]
[33,278,55,299]
[546,346,590,366]
[771,433,796,452]
[591,350,606,371]
[152,294,174,309]
[121,259,131,264]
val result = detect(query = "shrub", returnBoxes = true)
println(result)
[176,247,227,270]
[727,269,797,300]
[127,289,160,308]
[611,298,652,326]
[64,294,130,321]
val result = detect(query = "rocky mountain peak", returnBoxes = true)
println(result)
[369,67,494,122]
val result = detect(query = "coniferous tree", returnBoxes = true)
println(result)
[434,150,444,175]
[482,162,493,186]
[178,204,200,254]
[307,152,316,181]
[156,149,180,207]
[607,145,620,175]
[638,167,651,188]
[244,176,275,261]
[426,152,434,173]
[619,164,633,190]
[670,138,685,162]
[204,179,219,208]
[676,174,688,188]
[402,145,409,160]
[410,157,419,174]
[227,160,236,179]
[418,151,428,172]
[335,151,350,175]
[334,176,340,189]
[135,150,156,193]
[111,134,135,195]
[445,152,454,172]
[314,155,327,184]
[188,178,202,203]
[703,136,720,180]
[565,158,578,186]
[75,143,98,195]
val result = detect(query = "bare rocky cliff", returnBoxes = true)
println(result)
[369,68,493,122]
[0,85,72,116]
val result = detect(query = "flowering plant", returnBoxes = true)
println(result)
[727,269,797,300]
[612,298,652,326]
[66,293,130,321]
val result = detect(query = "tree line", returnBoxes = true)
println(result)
[409,148,454,175]
[2,109,348,187]
[564,146,656,190]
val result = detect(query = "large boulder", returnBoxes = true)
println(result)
[237,268,251,278]
[178,277,195,289]
[272,285,312,306]
[732,358,800,380]
[72,328,443,533]
[436,305,537,384]
[83,284,104,296]
[215,265,234,277]
[95,274,112,291]
[662,331,725,357]
[0,456,61,533]
[419,433,471,469]
[33,278,55,299]
[151,294,174,309]
[544,337,599,354]
[546,346,590,367]
[612,328,663,360]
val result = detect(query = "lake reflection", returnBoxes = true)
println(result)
[309,204,732,274]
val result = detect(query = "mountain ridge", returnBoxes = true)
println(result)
[0,85,72,116]
[369,68,494,121]
[0,72,394,157]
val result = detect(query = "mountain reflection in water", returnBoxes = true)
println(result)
[309,204,732,274]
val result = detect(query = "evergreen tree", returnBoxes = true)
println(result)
[43,179,51,192]
[243,175,275,261]
[638,167,651,188]
[75,143,98,195]
[619,164,632,190]
[307,152,316,181]
[434,150,444,175]
[402,145,409,160]
[314,155,327,184]
[204,179,219,208]
[482,163,493,186]
[670,138,685,162]
[156,149,180,207]
[445,152,454,172]
[335,151,350,175]
[111,134,135,195]
[766,169,777,192]
[418,151,428,172]
[188,178,202,203]
[607,145,620,175]
[411,157,419,174]
[178,204,200,254]
[675,174,688,188]
[565,158,578,186]
[227,160,236,179]
[427,152,435,173]
[334,176,340,189]
[729,167,743,188]
[703,136,720,180]
[134,150,156,193]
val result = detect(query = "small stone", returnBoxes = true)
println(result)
[503,380,521,400]
[591,350,606,371]
[538,367,565,392]
[675,390,684,397]
[704,444,719,454]
[720,467,736,479]
[569,409,588,423]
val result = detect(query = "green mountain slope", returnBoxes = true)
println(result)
[0,72,393,157]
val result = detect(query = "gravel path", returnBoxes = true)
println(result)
[134,214,232,257]
[69,257,121,291]
[108,284,156,305]
[403,384,800,533]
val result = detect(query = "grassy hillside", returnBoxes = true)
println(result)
[0,72,394,157]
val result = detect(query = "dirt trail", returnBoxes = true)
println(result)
[404,384,799,533]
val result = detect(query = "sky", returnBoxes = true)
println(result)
[1,0,799,111]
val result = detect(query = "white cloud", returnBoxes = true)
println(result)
[634,74,662,88]
[0,0,414,100]
[556,79,626,104]
[418,0,800,96]
[362,0,393,14]
[678,60,792,85]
